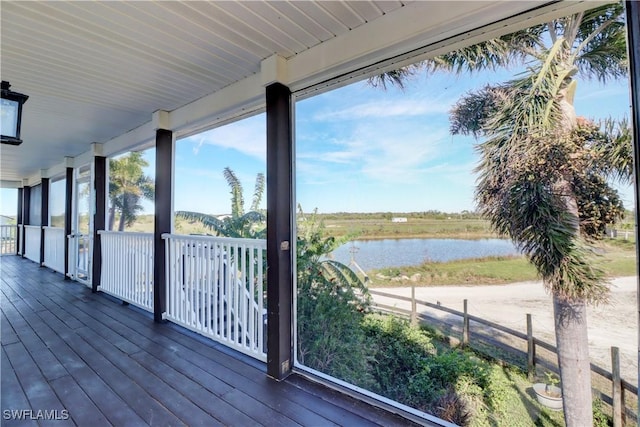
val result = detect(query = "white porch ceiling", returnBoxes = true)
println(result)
[0,1,603,185]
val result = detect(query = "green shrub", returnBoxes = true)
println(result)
[592,399,613,427]
[362,314,502,425]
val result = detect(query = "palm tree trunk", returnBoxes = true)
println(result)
[552,168,594,425]
[118,197,126,232]
[118,212,125,232]
[553,294,593,427]
[108,205,115,231]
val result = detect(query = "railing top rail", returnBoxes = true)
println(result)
[43,226,65,231]
[24,225,41,229]
[162,233,267,248]
[0,224,17,227]
[98,230,154,237]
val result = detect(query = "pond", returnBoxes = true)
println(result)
[329,238,520,271]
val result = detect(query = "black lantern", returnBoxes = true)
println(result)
[1,81,29,146]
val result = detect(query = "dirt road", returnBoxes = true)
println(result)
[373,276,638,386]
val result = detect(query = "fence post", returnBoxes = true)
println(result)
[611,346,622,427]
[410,285,417,326]
[527,313,535,380]
[462,299,469,346]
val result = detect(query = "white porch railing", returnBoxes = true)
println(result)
[99,231,154,312]
[163,234,267,361]
[43,227,65,273]
[0,225,18,255]
[24,225,41,263]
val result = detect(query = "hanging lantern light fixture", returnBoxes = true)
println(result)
[1,81,29,146]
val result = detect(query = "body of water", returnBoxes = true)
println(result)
[329,238,520,271]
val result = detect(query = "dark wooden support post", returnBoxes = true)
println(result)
[39,177,50,265]
[22,186,30,258]
[266,82,294,380]
[64,167,73,279]
[611,346,622,427]
[154,128,174,323]
[462,299,469,346]
[527,313,535,380]
[92,156,106,292]
[16,187,23,255]
[410,285,417,326]
[625,2,640,421]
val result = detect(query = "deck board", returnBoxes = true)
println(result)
[1,256,430,426]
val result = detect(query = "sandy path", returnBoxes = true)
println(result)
[373,276,638,386]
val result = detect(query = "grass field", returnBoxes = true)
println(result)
[321,217,497,240]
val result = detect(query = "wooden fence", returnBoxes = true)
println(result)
[370,288,638,426]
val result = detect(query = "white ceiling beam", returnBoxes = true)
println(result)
[0,180,22,189]
[167,73,264,139]
[286,1,609,92]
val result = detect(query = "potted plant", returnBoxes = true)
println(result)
[533,372,563,411]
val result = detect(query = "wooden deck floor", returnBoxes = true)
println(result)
[1,255,429,427]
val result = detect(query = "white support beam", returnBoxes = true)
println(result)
[261,55,289,87]
[152,110,171,131]
[101,122,155,158]
[168,73,264,139]
[0,180,22,189]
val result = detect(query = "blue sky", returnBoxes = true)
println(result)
[0,65,634,217]
[170,66,634,215]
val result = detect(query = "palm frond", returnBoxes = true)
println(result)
[449,85,508,137]
[572,2,626,81]
[426,26,545,75]
[368,64,423,89]
[591,118,634,182]
[175,211,225,235]
[223,166,244,218]
[251,173,265,212]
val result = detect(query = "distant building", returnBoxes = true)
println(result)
[391,217,407,223]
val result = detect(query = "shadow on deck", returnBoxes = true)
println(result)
[1,255,431,426]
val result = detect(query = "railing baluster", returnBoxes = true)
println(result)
[214,240,221,338]
[196,240,202,330]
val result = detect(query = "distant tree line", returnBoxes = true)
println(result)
[314,210,483,221]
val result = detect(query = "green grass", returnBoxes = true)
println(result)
[322,217,497,240]
[368,244,637,287]
[370,256,538,287]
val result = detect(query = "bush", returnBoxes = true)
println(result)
[362,314,501,425]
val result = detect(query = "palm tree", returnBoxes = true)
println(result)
[375,3,631,426]
[176,167,266,239]
[108,152,154,231]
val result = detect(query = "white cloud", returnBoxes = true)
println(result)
[183,116,266,161]
[313,98,453,122]
[304,122,452,184]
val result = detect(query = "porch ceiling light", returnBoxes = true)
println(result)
[1,81,29,146]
